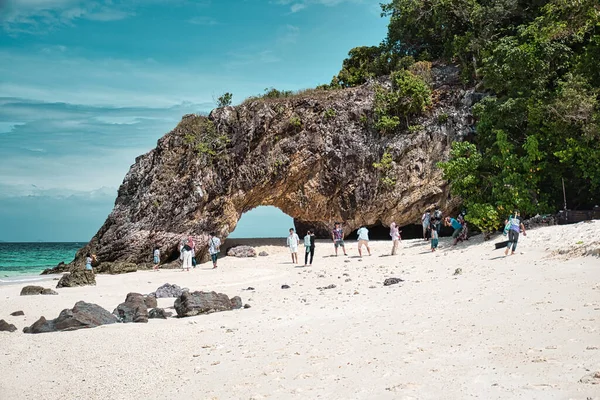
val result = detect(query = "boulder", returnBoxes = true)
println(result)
[113,293,148,323]
[0,319,17,332]
[56,269,96,288]
[10,311,24,316]
[23,301,118,334]
[383,278,404,286]
[95,262,138,274]
[40,261,69,275]
[150,283,187,298]
[281,285,291,289]
[20,286,58,295]
[258,251,269,257]
[226,246,257,258]
[148,308,172,319]
[174,291,243,317]
[144,294,158,309]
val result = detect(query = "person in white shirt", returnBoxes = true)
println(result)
[356,226,371,257]
[389,222,401,255]
[208,233,221,269]
[286,228,300,264]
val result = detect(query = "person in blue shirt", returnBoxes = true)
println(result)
[444,216,463,246]
[504,210,527,256]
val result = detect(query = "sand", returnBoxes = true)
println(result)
[1,222,599,400]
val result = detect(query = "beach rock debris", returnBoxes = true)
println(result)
[317,284,337,290]
[579,371,600,384]
[23,301,118,334]
[383,278,404,286]
[226,246,257,258]
[148,308,172,319]
[259,251,269,257]
[244,287,255,291]
[150,283,188,298]
[243,304,251,309]
[113,292,149,323]
[56,269,96,288]
[10,311,24,316]
[454,268,463,276]
[174,291,243,318]
[281,285,291,289]
[20,285,58,296]
[0,319,17,332]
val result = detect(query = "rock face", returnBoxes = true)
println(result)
[226,246,257,258]
[113,293,148,323]
[0,319,17,332]
[150,283,187,298]
[95,262,139,274]
[56,269,96,288]
[174,291,243,317]
[71,64,473,264]
[23,301,118,334]
[20,286,58,295]
[41,261,69,275]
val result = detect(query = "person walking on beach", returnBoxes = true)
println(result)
[85,253,96,271]
[432,206,443,234]
[153,247,160,270]
[430,226,439,251]
[332,222,347,256]
[303,229,315,266]
[208,233,221,268]
[444,216,463,246]
[287,228,300,264]
[356,226,372,257]
[422,209,431,240]
[505,210,526,256]
[390,222,401,255]
[181,236,194,272]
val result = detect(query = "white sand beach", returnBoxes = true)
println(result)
[1,222,599,400]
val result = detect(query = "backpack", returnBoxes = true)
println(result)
[433,210,442,221]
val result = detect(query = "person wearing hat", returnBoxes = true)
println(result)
[505,210,526,256]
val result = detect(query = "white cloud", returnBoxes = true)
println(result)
[290,3,306,12]
[187,15,217,25]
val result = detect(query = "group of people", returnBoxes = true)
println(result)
[151,233,222,272]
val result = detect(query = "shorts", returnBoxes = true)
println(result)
[153,256,159,264]
[452,227,463,239]
[334,240,345,248]
[85,264,92,271]
[358,239,369,248]
[289,246,298,253]
[210,253,219,263]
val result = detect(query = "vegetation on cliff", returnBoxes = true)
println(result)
[328,0,599,233]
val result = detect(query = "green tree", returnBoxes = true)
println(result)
[217,92,233,107]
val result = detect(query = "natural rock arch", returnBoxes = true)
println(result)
[73,64,475,268]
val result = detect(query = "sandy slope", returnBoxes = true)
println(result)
[1,222,599,400]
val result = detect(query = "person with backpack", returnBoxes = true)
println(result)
[208,233,221,268]
[504,210,526,256]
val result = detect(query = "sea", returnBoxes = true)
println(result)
[0,242,84,284]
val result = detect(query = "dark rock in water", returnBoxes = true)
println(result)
[174,291,243,317]
[40,261,69,275]
[230,296,243,309]
[144,294,158,309]
[226,246,257,258]
[113,293,148,323]
[148,308,171,319]
[258,251,268,257]
[0,319,17,332]
[10,311,24,316]
[317,284,337,290]
[56,269,96,288]
[20,285,58,296]
[383,278,404,286]
[150,283,187,298]
[23,301,118,334]
[95,262,138,275]
[281,285,291,289]
[243,304,251,309]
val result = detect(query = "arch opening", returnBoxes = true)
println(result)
[229,206,294,239]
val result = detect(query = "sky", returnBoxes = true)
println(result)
[0,0,388,242]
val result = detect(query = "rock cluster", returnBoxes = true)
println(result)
[174,291,243,317]
[113,293,149,323]
[149,283,188,298]
[226,246,257,258]
[20,286,58,296]
[56,269,96,288]
[23,301,118,334]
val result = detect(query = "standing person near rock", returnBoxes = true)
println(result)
[287,228,300,264]
[153,247,160,270]
[356,226,372,257]
[421,209,431,240]
[432,206,443,234]
[208,233,221,268]
[390,222,401,255]
[332,222,347,256]
[303,229,315,266]
[444,216,463,246]
[505,210,526,256]
[85,253,96,271]
[181,236,194,272]
[430,225,439,252]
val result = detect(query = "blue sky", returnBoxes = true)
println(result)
[0,0,388,242]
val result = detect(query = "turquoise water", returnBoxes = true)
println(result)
[0,242,84,280]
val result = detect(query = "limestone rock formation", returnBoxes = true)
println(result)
[56,269,96,288]
[226,246,257,258]
[41,262,69,275]
[72,64,473,265]
[20,286,58,295]
[113,293,148,323]
[23,301,118,334]
[174,291,243,317]
[0,319,17,332]
[149,283,187,298]
[95,262,139,274]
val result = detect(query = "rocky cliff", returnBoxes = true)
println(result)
[72,64,478,268]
